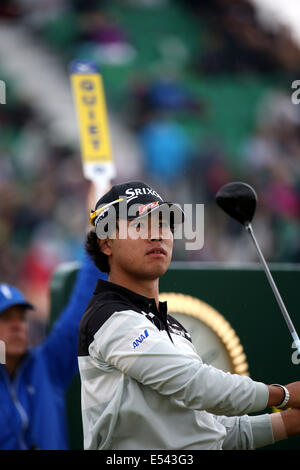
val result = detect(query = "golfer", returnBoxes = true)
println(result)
[78,181,300,450]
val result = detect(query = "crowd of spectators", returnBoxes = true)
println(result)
[1,0,300,321]
[0,98,89,327]
[184,0,300,76]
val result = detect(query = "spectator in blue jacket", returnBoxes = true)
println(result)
[0,183,107,450]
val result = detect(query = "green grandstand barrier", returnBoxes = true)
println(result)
[50,261,300,450]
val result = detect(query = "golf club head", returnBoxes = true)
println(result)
[215,182,257,226]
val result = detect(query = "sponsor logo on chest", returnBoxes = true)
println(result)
[132,329,149,349]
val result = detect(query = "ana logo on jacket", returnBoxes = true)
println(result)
[132,329,149,349]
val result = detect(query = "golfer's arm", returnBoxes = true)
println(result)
[267,385,285,408]
[216,409,300,449]
[268,381,300,409]
[93,310,269,416]
[272,408,300,440]
[215,414,274,449]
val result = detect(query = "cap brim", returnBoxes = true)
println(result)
[133,202,184,225]
[0,300,34,315]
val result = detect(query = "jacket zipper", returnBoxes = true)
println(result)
[0,361,30,449]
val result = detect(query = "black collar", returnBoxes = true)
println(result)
[94,279,168,320]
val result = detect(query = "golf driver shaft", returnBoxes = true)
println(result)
[245,222,300,355]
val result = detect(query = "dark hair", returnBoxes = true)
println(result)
[85,230,110,273]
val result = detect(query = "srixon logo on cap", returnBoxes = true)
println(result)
[125,187,163,202]
[139,201,159,216]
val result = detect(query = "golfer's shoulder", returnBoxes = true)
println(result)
[78,292,137,356]
[79,290,137,333]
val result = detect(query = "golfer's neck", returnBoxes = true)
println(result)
[108,272,160,307]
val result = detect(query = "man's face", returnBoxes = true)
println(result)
[0,306,28,359]
[102,213,174,281]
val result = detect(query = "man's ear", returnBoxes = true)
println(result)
[97,238,112,256]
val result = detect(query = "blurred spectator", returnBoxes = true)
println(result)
[127,75,205,129]
[0,178,108,449]
[240,88,300,262]
[185,0,300,75]
[71,0,108,12]
[187,140,233,203]
[76,9,137,65]
[0,97,89,317]
[0,0,22,19]
[140,78,201,113]
[139,118,194,185]
[0,246,105,449]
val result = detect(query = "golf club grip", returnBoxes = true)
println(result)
[245,223,300,355]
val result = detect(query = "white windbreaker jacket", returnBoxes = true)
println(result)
[78,279,274,450]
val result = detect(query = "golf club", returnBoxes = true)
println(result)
[216,181,300,356]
